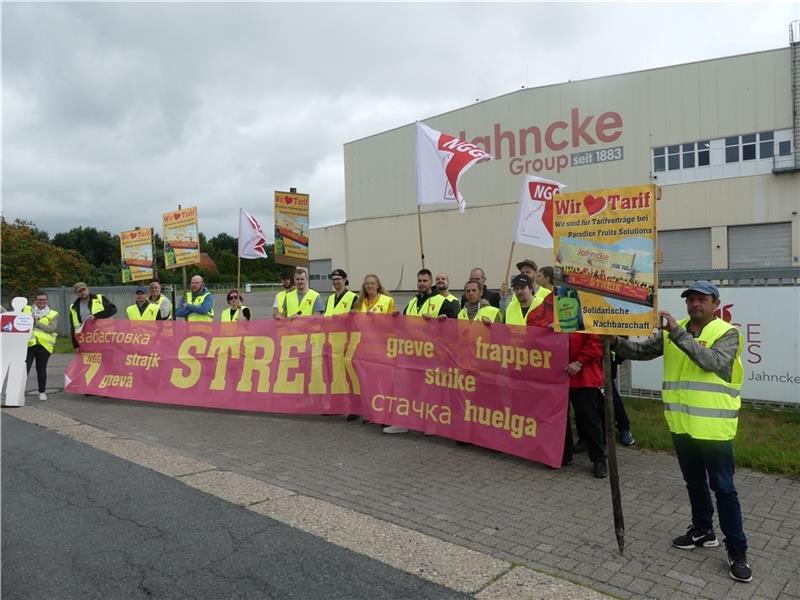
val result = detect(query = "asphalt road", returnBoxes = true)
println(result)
[1,415,471,600]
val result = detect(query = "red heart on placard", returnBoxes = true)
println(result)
[129,231,138,240]
[173,212,181,220]
[285,196,294,205]
[583,194,606,216]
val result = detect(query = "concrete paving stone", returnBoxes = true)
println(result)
[54,423,118,444]
[88,437,216,477]
[783,580,800,597]
[474,566,614,600]
[249,494,509,594]
[3,405,79,428]
[624,577,656,596]
[180,470,296,506]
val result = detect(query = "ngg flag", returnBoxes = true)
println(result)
[238,208,268,259]
[416,122,493,213]
[514,176,566,249]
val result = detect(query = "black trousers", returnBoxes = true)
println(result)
[570,387,607,463]
[26,344,51,393]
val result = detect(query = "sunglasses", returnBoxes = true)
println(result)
[228,295,239,301]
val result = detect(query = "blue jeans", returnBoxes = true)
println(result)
[672,433,748,552]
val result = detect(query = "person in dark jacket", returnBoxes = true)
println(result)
[69,281,117,348]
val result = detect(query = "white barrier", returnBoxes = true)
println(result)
[1,297,33,407]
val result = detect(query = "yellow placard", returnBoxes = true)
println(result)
[552,184,658,334]
[274,191,309,266]
[162,207,201,269]
[119,228,154,283]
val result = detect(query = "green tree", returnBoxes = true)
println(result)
[0,218,91,302]
[52,226,119,268]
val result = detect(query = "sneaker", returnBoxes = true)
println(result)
[727,549,753,582]
[573,439,586,453]
[619,430,635,446]
[382,426,409,434]
[38,393,47,401]
[592,460,608,478]
[672,525,720,549]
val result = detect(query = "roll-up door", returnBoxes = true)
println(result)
[659,229,712,272]
[728,223,792,268]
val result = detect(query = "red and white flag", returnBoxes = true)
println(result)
[415,122,493,214]
[514,175,566,249]
[238,208,268,259]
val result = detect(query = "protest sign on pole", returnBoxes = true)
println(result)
[274,189,309,268]
[552,184,658,335]
[162,207,201,270]
[119,227,154,283]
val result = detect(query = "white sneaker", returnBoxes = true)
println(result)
[38,393,47,401]
[382,426,409,434]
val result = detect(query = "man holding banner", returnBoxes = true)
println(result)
[610,281,751,583]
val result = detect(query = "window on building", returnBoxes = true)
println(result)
[659,229,712,272]
[725,136,739,163]
[667,145,680,170]
[653,147,665,172]
[759,131,774,159]
[741,134,756,161]
[779,140,792,156]
[728,223,792,269]
[682,142,695,168]
[697,140,710,166]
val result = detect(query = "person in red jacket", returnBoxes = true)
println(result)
[528,293,607,476]
[567,333,607,478]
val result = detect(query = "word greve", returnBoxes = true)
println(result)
[170,333,361,394]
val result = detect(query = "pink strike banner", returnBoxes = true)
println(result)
[65,314,570,467]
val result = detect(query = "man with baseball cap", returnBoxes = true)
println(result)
[272,269,296,318]
[502,273,538,325]
[69,281,117,348]
[610,281,751,583]
[127,286,159,320]
[324,269,357,316]
[500,259,552,318]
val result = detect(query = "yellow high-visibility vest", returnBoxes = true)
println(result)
[324,291,357,316]
[357,294,394,313]
[662,317,744,441]
[287,289,320,317]
[23,306,58,353]
[70,295,106,328]
[505,287,551,325]
[458,305,500,323]
[185,291,214,322]
[126,303,159,321]
[221,305,250,322]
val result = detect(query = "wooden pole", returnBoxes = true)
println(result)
[602,337,625,555]
[237,256,241,291]
[504,241,516,284]
[416,205,426,269]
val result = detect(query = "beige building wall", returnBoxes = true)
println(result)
[314,48,799,289]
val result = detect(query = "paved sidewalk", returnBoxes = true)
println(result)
[15,354,800,599]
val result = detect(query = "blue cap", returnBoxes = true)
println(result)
[135,286,147,294]
[681,280,719,299]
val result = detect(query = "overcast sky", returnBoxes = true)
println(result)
[3,2,799,240]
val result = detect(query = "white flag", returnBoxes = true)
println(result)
[415,122,493,214]
[238,208,268,259]
[514,175,566,249]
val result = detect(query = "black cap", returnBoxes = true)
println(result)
[330,269,347,279]
[280,270,294,280]
[511,274,532,288]
[135,286,147,294]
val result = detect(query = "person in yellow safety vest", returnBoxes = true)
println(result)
[429,273,460,320]
[126,286,160,320]
[458,280,501,323]
[23,291,59,401]
[403,269,436,317]
[175,275,214,322]
[148,281,173,320]
[501,274,539,325]
[221,290,251,321]
[611,281,751,584]
[275,269,323,319]
[272,270,295,319]
[500,258,551,320]
[324,269,358,316]
[70,281,117,348]
[355,274,395,314]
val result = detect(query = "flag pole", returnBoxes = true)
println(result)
[237,256,241,291]
[503,241,516,284]
[602,337,626,555]
[417,205,426,269]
